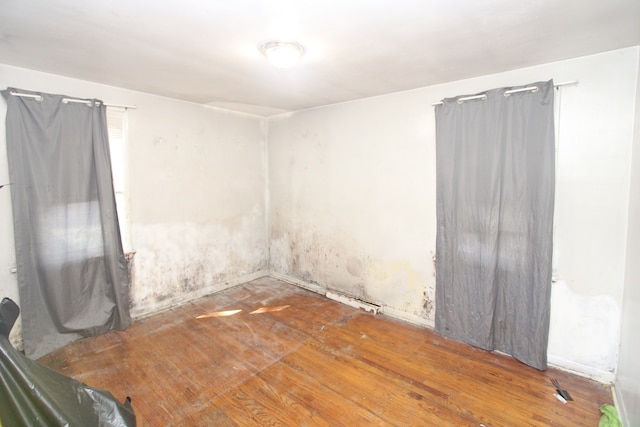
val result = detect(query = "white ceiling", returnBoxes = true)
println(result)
[2,0,640,116]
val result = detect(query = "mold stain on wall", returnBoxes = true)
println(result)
[131,206,267,317]
[422,291,434,318]
[270,227,368,298]
[270,226,435,322]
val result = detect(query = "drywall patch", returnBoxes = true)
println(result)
[548,280,620,374]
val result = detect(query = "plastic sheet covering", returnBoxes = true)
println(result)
[0,298,136,426]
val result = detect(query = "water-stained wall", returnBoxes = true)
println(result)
[126,96,268,315]
[0,64,269,347]
[268,98,437,325]
[1,49,638,384]
[268,47,639,381]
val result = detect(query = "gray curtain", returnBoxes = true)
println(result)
[434,80,555,370]
[2,88,132,359]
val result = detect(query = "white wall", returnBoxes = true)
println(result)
[2,48,637,382]
[0,64,269,347]
[268,47,639,381]
[268,86,436,324]
[124,91,268,317]
[616,48,640,427]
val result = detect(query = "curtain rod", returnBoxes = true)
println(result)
[8,91,137,109]
[432,80,578,106]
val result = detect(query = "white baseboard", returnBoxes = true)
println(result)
[268,271,326,294]
[131,269,269,319]
[547,354,616,384]
[612,385,630,427]
[269,272,383,314]
[270,272,435,328]
[612,385,622,425]
[383,306,434,328]
[325,290,381,314]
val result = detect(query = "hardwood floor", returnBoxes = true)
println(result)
[39,277,612,426]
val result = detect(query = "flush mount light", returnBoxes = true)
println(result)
[259,40,305,69]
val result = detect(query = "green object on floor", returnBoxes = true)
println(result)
[599,404,622,427]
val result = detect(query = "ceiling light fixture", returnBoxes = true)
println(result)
[259,40,305,69]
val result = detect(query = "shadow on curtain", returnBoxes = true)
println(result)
[434,80,555,370]
[2,87,132,359]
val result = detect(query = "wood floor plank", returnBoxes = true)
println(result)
[37,277,612,426]
[256,355,390,426]
[311,309,609,426]
[283,338,478,426]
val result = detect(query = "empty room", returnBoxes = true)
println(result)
[1,1,639,425]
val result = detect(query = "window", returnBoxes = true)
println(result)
[106,107,132,253]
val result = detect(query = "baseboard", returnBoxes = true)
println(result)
[270,272,383,314]
[611,385,626,427]
[325,290,382,314]
[547,354,616,384]
[383,306,434,328]
[268,271,326,295]
[131,269,269,319]
[269,272,435,328]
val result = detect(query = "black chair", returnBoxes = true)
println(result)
[0,297,20,338]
